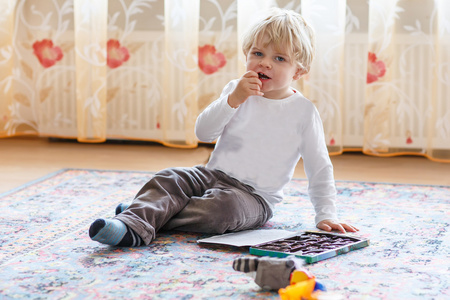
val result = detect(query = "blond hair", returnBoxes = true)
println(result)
[242,8,316,74]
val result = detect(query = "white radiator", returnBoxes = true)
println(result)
[37,31,448,149]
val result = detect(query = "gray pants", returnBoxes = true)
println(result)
[115,166,273,245]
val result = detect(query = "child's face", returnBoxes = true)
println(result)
[245,36,302,99]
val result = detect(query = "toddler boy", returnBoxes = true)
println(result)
[89,8,357,247]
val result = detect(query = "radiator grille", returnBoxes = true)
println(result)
[36,31,448,149]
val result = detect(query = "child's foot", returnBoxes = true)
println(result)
[115,202,131,215]
[89,218,143,247]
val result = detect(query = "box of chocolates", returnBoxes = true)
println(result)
[249,230,370,263]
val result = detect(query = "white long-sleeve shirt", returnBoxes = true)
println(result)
[195,80,337,225]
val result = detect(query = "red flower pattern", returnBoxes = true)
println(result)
[367,52,386,84]
[33,39,63,68]
[406,131,413,144]
[107,39,130,69]
[198,45,226,75]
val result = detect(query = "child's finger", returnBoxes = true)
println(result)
[321,222,345,233]
[249,82,261,91]
[331,223,346,233]
[243,70,259,78]
[342,223,359,232]
[248,78,262,89]
[249,84,263,96]
[317,222,332,232]
[339,225,347,233]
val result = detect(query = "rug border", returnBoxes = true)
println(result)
[0,168,155,198]
[0,168,67,198]
[1,168,448,198]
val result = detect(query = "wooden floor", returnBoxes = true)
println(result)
[1,136,449,194]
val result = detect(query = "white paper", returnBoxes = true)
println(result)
[197,229,297,247]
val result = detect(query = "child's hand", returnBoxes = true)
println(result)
[228,71,263,108]
[316,219,359,234]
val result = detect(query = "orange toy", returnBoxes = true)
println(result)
[279,269,325,300]
[279,278,316,300]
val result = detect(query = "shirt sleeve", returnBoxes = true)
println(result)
[195,80,238,142]
[299,103,338,225]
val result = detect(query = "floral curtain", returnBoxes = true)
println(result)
[0,0,449,162]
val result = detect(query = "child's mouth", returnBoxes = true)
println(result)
[258,72,271,80]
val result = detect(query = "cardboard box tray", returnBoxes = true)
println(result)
[249,230,370,264]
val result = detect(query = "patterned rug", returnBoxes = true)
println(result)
[0,169,448,299]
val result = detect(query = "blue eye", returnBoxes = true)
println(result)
[275,56,285,62]
[254,52,263,57]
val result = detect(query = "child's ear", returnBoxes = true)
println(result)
[293,68,304,80]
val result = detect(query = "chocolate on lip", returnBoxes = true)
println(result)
[258,72,270,79]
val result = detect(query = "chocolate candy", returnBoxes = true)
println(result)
[252,232,360,256]
[250,231,370,264]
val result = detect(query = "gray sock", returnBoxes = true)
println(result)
[115,202,131,215]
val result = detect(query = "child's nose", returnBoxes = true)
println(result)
[259,58,272,69]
